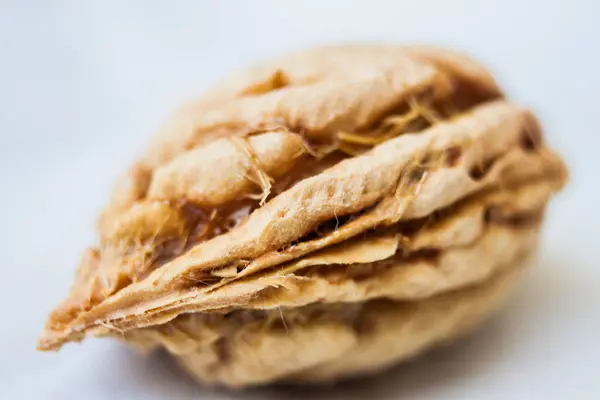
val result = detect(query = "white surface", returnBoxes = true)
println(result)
[1,1,599,399]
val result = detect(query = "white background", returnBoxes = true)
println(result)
[1,1,599,399]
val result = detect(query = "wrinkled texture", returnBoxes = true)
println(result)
[39,44,568,388]
[129,257,527,387]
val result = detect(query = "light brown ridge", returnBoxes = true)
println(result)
[38,45,567,361]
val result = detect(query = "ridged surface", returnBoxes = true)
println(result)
[38,45,567,388]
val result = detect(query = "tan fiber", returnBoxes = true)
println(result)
[127,255,529,387]
[147,130,307,206]
[38,45,567,388]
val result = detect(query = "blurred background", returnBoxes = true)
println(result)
[1,1,598,398]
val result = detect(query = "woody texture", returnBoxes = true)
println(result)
[38,45,568,388]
